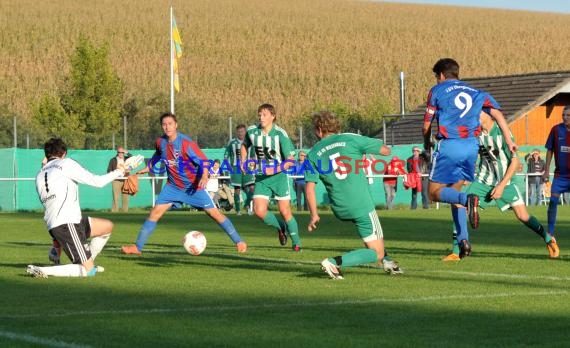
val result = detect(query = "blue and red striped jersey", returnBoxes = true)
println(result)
[424,80,500,139]
[153,132,208,189]
[545,123,570,179]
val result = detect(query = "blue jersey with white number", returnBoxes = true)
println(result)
[424,80,499,139]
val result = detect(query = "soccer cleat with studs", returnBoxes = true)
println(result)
[442,253,461,262]
[121,244,142,255]
[459,239,472,259]
[277,221,288,246]
[383,259,404,275]
[466,194,479,229]
[546,237,559,258]
[26,265,48,278]
[236,241,248,253]
[321,259,344,280]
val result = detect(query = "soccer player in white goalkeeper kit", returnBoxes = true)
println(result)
[27,138,137,278]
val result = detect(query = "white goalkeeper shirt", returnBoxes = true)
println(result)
[36,157,122,229]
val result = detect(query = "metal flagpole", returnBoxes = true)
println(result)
[170,6,175,114]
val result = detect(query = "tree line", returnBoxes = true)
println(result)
[1,37,391,150]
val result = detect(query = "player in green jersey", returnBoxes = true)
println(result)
[443,110,559,261]
[305,110,402,279]
[240,104,302,251]
[224,124,255,215]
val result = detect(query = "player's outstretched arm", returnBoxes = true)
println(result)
[65,159,124,188]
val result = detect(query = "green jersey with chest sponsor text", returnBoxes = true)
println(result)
[476,122,517,186]
[243,124,295,174]
[305,133,384,219]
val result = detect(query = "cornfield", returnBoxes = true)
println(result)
[1,0,569,143]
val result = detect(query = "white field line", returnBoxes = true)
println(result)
[0,330,92,348]
[423,270,570,282]
[180,251,570,282]
[2,290,568,320]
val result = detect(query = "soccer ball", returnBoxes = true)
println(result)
[182,231,207,256]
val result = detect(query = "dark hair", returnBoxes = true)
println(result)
[258,103,276,120]
[312,110,341,134]
[433,58,459,79]
[160,112,177,124]
[236,124,246,130]
[44,138,67,159]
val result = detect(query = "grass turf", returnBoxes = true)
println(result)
[1,206,569,347]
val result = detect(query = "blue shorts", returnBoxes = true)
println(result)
[429,138,479,184]
[156,184,216,210]
[551,177,570,195]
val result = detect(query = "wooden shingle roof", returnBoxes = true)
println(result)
[464,71,570,122]
[383,71,570,145]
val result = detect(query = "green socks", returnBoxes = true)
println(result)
[452,230,460,255]
[285,217,301,246]
[234,193,241,213]
[524,215,550,243]
[262,211,281,230]
[329,248,377,267]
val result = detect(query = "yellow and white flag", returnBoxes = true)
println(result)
[172,15,183,92]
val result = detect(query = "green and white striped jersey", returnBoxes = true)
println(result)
[476,122,517,186]
[243,124,295,169]
[224,138,243,167]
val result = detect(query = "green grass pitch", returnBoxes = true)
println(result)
[1,206,569,347]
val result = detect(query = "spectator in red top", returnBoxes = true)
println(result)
[383,156,405,210]
[406,146,431,209]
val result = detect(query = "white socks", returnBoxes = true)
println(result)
[89,233,111,260]
[38,264,88,277]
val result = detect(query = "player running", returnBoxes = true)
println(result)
[423,58,516,258]
[305,111,402,279]
[121,112,247,255]
[443,110,559,261]
[224,124,255,215]
[240,103,302,251]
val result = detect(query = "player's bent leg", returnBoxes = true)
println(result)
[27,263,98,278]
[276,199,301,250]
[364,239,385,263]
[148,203,172,221]
[233,187,242,214]
[513,203,560,258]
[203,207,245,249]
[122,203,171,255]
[428,181,445,202]
[253,197,269,219]
[254,196,288,246]
[365,238,402,275]
[88,217,114,237]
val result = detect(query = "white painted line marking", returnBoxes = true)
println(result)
[0,330,92,348]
